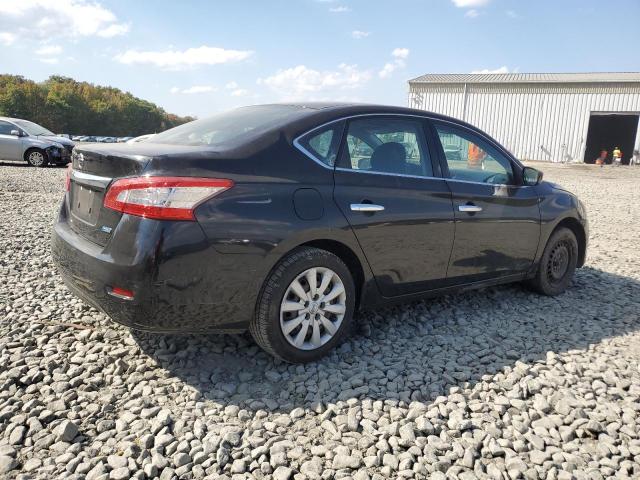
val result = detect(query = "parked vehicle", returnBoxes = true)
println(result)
[0,117,75,166]
[126,133,156,143]
[52,104,588,362]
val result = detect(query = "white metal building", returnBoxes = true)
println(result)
[408,72,640,163]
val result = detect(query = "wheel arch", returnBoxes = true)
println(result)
[24,147,47,164]
[554,217,586,267]
[299,239,366,309]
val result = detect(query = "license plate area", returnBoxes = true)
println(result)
[70,183,102,225]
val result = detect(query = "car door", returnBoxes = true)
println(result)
[332,115,455,297]
[430,120,541,283]
[0,120,22,161]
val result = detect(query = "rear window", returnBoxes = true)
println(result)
[150,105,308,147]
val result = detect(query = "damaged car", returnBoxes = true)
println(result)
[0,116,75,166]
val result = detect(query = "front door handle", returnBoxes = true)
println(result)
[351,203,385,212]
[458,204,483,213]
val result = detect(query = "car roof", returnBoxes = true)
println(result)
[260,102,453,119]
[255,102,476,138]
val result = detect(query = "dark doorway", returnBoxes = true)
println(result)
[584,114,639,164]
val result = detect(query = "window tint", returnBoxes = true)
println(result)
[151,105,310,147]
[0,121,15,135]
[297,122,343,166]
[435,124,514,185]
[341,117,433,177]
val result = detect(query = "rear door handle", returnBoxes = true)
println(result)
[458,204,483,213]
[350,203,385,212]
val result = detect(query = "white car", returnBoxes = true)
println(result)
[0,117,75,167]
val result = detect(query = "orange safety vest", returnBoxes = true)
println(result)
[468,143,485,167]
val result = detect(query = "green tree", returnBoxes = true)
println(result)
[0,74,194,135]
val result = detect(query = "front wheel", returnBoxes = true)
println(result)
[250,247,355,363]
[25,149,48,167]
[529,227,578,296]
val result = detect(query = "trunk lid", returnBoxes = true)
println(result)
[68,144,154,246]
[67,143,230,246]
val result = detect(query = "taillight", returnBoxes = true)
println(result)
[65,164,72,192]
[103,176,233,221]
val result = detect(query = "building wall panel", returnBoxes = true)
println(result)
[409,83,640,162]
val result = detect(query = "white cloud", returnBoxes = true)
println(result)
[471,66,511,74]
[114,46,254,70]
[451,0,489,7]
[171,85,217,94]
[465,9,480,18]
[506,10,520,18]
[351,30,370,39]
[260,63,372,99]
[378,63,397,79]
[40,58,59,64]
[379,48,410,78]
[97,23,130,37]
[35,44,63,56]
[223,82,249,96]
[0,32,15,45]
[329,6,351,13]
[0,0,129,42]
[392,48,409,59]
[182,85,216,94]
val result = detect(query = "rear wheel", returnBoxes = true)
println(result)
[25,149,48,167]
[529,227,578,296]
[250,247,355,363]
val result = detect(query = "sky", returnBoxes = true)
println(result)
[1,0,639,119]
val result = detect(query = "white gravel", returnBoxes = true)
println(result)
[1,161,639,480]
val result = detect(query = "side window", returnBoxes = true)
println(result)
[297,122,344,167]
[435,124,514,185]
[340,117,433,177]
[0,121,15,136]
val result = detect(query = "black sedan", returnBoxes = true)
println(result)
[52,104,588,362]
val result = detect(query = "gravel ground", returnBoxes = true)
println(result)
[1,161,639,480]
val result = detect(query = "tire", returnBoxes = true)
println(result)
[529,227,578,296]
[250,247,356,363]
[25,149,48,167]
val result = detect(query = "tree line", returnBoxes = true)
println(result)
[0,74,195,136]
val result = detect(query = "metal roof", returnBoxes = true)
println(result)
[408,72,640,84]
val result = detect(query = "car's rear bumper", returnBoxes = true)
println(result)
[51,201,254,333]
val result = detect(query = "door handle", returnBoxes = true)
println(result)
[458,204,483,213]
[350,203,385,212]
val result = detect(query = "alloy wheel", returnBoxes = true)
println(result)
[279,267,346,351]
[28,151,45,167]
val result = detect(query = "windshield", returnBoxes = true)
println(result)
[13,120,54,136]
[149,105,307,147]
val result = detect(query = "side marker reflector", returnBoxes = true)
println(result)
[108,286,135,300]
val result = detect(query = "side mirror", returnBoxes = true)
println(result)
[10,129,21,137]
[522,166,543,186]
